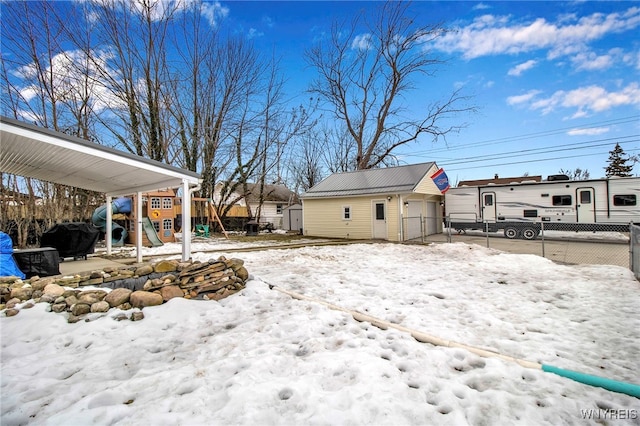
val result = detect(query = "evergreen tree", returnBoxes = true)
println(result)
[604,143,633,177]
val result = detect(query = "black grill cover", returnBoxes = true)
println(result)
[13,248,60,278]
[41,222,100,258]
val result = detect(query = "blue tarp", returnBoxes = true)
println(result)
[0,231,26,279]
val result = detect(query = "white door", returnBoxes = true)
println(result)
[406,201,422,240]
[372,200,388,239]
[482,192,496,222]
[576,188,595,223]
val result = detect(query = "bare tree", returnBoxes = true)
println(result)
[289,131,326,192]
[306,1,475,170]
[79,0,177,161]
[0,1,102,246]
[558,168,590,180]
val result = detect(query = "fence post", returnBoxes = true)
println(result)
[629,222,637,272]
[540,220,545,258]
[484,221,490,248]
[420,214,424,243]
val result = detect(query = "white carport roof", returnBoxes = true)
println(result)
[0,116,200,197]
[0,116,202,262]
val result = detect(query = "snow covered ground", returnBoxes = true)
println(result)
[2,240,639,425]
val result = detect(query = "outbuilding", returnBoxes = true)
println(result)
[302,162,446,241]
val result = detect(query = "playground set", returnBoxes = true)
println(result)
[92,190,227,248]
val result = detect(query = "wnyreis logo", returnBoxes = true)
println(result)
[580,409,638,420]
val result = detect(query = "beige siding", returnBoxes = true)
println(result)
[303,164,447,241]
[303,197,369,239]
[414,164,442,194]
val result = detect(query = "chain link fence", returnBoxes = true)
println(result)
[414,217,631,269]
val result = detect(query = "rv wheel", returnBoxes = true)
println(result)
[504,227,519,239]
[521,227,539,240]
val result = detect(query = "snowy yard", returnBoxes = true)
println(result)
[2,241,639,425]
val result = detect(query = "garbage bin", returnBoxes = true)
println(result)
[245,220,259,236]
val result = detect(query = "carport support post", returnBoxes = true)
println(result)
[181,180,191,262]
[106,196,112,255]
[136,192,143,263]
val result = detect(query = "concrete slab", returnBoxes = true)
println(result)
[58,257,132,276]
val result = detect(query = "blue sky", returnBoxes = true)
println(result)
[218,1,640,182]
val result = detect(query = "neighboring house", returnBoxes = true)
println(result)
[213,182,300,229]
[302,162,445,241]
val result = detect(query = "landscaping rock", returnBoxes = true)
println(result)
[130,291,163,308]
[10,287,32,301]
[43,283,65,297]
[160,285,184,301]
[105,288,132,307]
[1,256,249,323]
[91,301,110,313]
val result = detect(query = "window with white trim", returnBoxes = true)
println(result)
[150,197,161,209]
[163,218,173,231]
[343,206,351,220]
[162,197,172,209]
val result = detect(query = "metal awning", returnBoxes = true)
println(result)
[0,116,200,197]
[0,116,202,262]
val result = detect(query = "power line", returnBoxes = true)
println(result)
[433,137,638,166]
[407,115,640,157]
[443,151,616,172]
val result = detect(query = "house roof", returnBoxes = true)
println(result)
[0,116,201,197]
[458,175,542,187]
[245,183,299,204]
[302,162,436,198]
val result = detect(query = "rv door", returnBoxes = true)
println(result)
[482,191,497,222]
[576,187,595,223]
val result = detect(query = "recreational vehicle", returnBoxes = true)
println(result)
[445,175,639,239]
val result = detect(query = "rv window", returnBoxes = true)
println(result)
[523,209,537,218]
[579,191,591,204]
[484,194,493,206]
[552,195,572,206]
[613,194,636,206]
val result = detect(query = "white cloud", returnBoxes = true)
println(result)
[433,7,640,60]
[351,33,373,50]
[506,90,542,105]
[201,1,229,27]
[567,127,610,136]
[262,16,274,28]
[17,48,126,113]
[247,28,264,39]
[623,50,640,70]
[473,3,491,11]
[571,48,627,71]
[507,59,537,76]
[527,83,640,116]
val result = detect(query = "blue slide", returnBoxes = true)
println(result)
[92,197,131,246]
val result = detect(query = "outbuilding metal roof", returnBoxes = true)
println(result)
[0,116,201,197]
[302,162,436,198]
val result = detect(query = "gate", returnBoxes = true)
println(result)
[631,224,640,280]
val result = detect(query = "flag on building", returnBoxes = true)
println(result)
[431,168,450,193]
